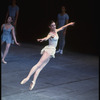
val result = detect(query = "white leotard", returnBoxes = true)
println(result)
[48,32,59,48]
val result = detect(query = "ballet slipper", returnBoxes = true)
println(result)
[2,59,7,64]
[20,78,29,84]
[29,81,36,90]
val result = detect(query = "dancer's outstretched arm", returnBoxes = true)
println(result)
[11,27,20,46]
[56,22,75,32]
[37,34,52,42]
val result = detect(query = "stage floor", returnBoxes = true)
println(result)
[1,43,99,100]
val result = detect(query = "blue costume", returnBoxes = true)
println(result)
[8,5,19,23]
[57,13,69,51]
[1,24,13,44]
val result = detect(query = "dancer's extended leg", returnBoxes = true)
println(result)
[21,51,51,84]
[2,43,11,64]
[29,55,50,90]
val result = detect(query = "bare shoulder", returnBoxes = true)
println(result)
[65,13,68,14]
[48,32,55,38]
[1,24,5,27]
[11,25,14,29]
[56,29,59,32]
[48,32,54,35]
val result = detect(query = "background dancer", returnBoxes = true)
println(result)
[1,16,20,64]
[5,0,19,43]
[56,5,69,54]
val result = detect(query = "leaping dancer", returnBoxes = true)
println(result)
[20,21,75,90]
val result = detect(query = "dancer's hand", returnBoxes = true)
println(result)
[68,22,75,26]
[15,42,20,46]
[37,39,44,42]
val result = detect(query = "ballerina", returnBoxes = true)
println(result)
[20,20,75,90]
[1,16,20,64]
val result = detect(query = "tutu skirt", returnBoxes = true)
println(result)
[41,45,56,58]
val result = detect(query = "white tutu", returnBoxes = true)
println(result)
[41,45,56,58]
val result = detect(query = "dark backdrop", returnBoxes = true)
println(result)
[0,0,98,55]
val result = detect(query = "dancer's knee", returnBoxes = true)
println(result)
[6,45,10,51]
[35,67,42,76]
[36,62,42,69]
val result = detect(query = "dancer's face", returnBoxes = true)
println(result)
[49,22,56,31]
[61,6,66,12]
[12,0,16,4]
[7,17,12,23]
